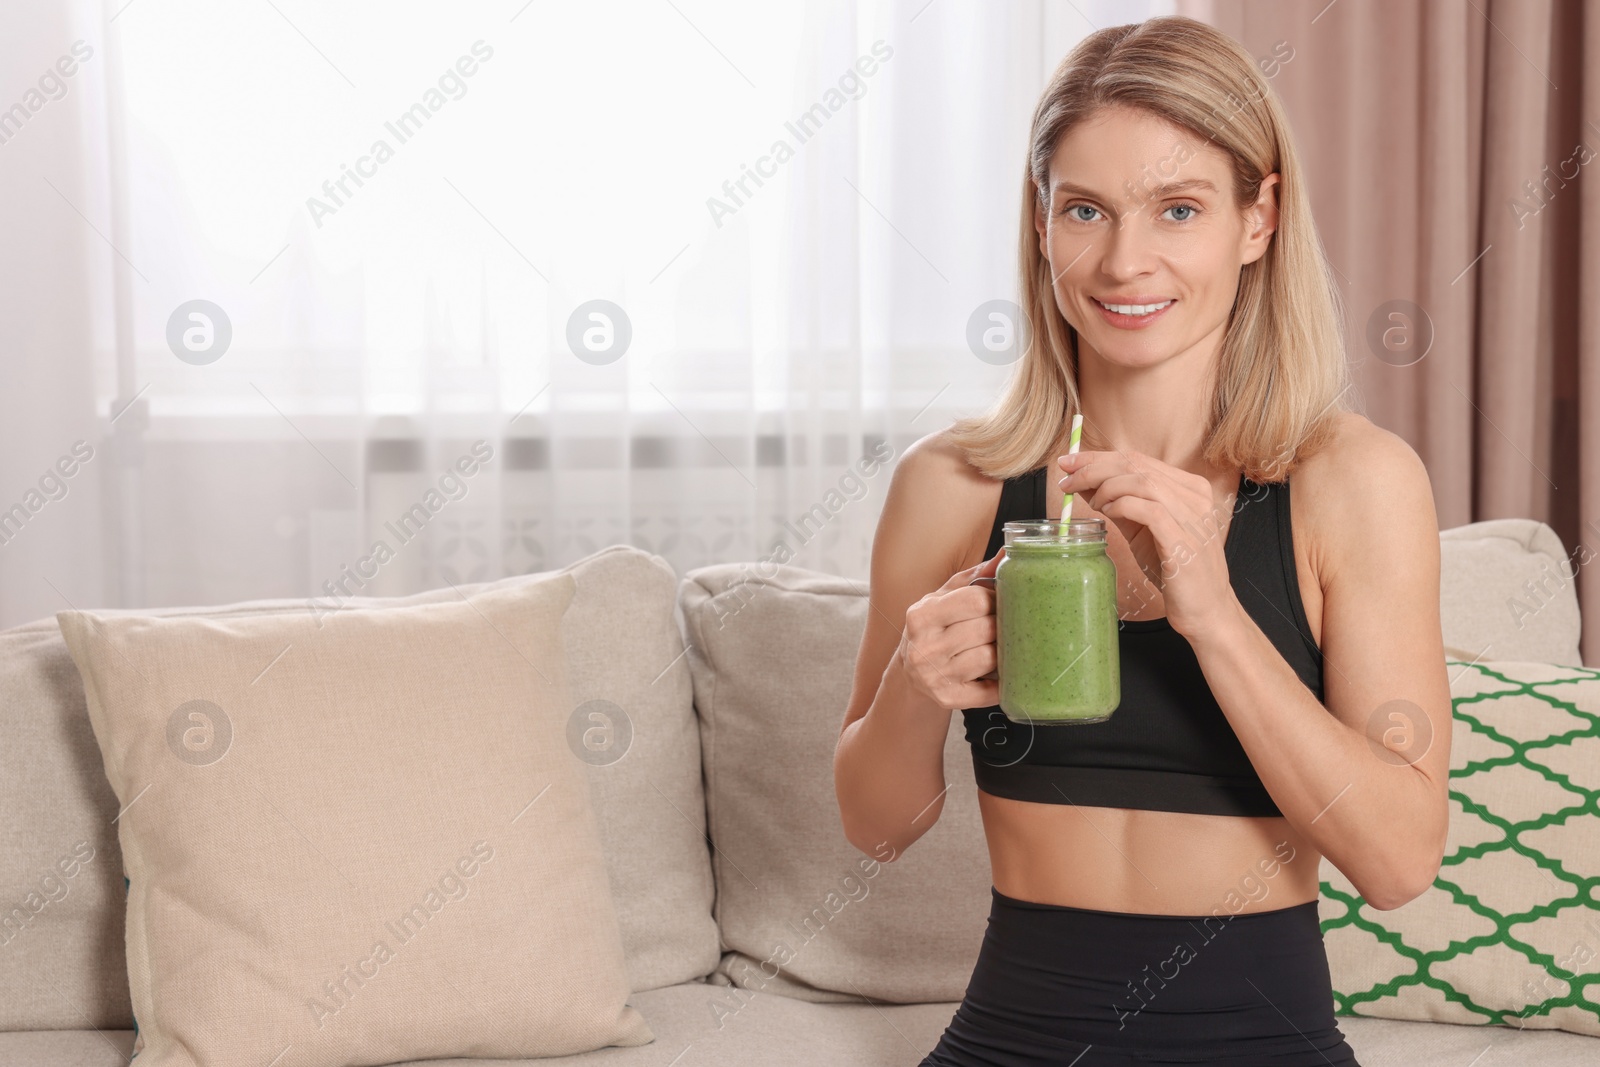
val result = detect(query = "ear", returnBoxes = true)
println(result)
[1240,173,1280,266]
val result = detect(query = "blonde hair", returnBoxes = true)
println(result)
[950,15,1351,483]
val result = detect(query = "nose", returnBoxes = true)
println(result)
[1098,212,1158,283]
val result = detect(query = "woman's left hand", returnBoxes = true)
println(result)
[1057,450,1245,636]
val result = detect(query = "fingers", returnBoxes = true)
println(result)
[911,650,999,707]
[941,613,998,657]
[900,633,997,708]
[917,554,1003,631]
[946,644,998,685]
[1060,451,1210,511]
[920,583,992,629]
[953,678,1001,709]
[1069,468,1212,539]
[901,555,1006,709]
[1094,477,1195,542]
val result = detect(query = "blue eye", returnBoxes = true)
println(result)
[1066,204,1100,222]
[1164,204,1198,222]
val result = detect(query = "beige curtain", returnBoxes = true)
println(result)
[1178,0,1598,665]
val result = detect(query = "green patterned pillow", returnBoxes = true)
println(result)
[1319,660,1600,1036]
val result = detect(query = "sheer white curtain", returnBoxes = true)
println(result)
[0,0,1172,626]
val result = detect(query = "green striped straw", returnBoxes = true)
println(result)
[1059,413,1083,538]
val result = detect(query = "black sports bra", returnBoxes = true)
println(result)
[962,466,1323,817]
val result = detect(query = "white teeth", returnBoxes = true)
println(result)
[1097,298,1173,316]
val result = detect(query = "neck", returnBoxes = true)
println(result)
[1068,321,1227,474]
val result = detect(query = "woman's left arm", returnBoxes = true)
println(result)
[1187,428,1453,910]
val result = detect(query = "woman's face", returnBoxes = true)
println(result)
[1034,105,1279,370]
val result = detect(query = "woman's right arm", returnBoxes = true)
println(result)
[834,433,1002,859]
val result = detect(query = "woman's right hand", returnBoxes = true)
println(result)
[897,549,1005,710]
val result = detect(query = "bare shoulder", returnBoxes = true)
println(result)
[881,427,1005,574]
[1290,410,1439,587]
[894,426,998,493]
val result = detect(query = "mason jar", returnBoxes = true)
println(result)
[973,518,1120,724]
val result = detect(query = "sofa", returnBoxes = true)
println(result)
[0,516,1594,1066]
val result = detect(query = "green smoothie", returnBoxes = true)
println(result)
[995,540,1121,724]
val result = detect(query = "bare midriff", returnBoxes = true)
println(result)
[978,794,1321,915]
[969,464,1326,917]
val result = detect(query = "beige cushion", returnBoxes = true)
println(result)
[1439,519,1582,666]
[0,545,714,1031]
[56,572,654,1064]
[0,623,132,1029]
[414,548,716,995]
[1320,659,1600,1037]
[680,564,989,1004]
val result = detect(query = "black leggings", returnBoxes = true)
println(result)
[920,887,1361,1067]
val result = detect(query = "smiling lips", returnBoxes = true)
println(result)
[1088,299,1177,315]
[1091,295,1176,329]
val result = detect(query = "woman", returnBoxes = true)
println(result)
[833,16,1451,1067]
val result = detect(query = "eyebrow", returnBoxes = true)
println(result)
[1050,177,1219,201]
